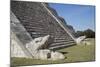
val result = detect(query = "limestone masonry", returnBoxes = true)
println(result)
[11,1,83,60]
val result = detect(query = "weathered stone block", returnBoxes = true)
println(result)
[50,51,65,60]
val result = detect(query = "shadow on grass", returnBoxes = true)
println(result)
[61,51,68,54]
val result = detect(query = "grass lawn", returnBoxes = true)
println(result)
[11,38,95,67]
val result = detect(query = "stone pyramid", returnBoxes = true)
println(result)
[11,1,78,59]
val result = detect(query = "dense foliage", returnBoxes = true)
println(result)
[75,29,95,38]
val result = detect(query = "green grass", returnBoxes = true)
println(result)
[11,38,95,67]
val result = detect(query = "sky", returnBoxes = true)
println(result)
[49,3,95,31]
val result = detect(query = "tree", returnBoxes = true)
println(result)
[75,29,95,38]
[83,29,95,38]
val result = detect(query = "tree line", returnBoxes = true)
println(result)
[75,29,95,38]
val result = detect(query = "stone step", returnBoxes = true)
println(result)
[54,39,74,43]
[49,42,75,50]
[24,24,45,29]
[55,34,72,37]
[54,37,72,40]
[23,23,44,27]
[50,40,75,46]
[26,28,45,32]
[25,26,45,30]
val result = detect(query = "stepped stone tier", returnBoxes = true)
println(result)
[11,1,84,60]
[11,1,76,49]
[11,11,65,60]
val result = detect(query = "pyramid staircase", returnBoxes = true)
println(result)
[11,1,76,50]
